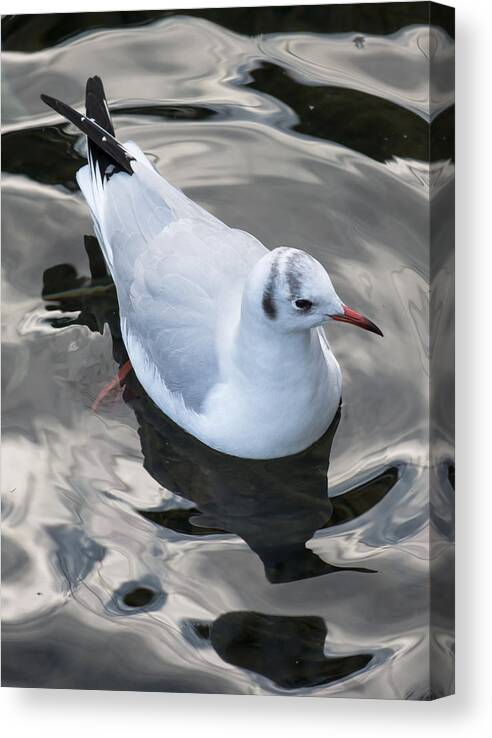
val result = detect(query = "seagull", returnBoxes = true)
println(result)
[41,76,382,460]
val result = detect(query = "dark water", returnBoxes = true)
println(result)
[2,5,454,698]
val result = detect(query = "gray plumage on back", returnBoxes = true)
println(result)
[123,217,265,411]
[98,157,266,411]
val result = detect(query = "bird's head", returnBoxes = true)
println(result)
[244,247,383,336]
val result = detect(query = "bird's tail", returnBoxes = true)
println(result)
[85,75,119,181]
[41,76,138,272]
[41,76,180,276]
[41,76,134,176]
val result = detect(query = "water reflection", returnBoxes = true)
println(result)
[43,236,398,585]
[3,7,454,697]
[207,612,372,689]
[110,578,166,615]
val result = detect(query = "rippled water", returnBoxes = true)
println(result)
[2,6,454,698]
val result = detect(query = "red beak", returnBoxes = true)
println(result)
[332,305,383,337]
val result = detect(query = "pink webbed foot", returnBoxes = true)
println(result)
[91,359,133,412]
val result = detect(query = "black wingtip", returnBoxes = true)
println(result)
[85,76,115,137]
[40,93,61,112]
[40,88,134,176]
[86,75,105,97]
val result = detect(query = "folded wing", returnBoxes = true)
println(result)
[41,80,267,412]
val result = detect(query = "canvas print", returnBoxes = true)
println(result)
[1,2,454,698]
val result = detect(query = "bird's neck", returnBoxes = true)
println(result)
[232,308,325,382]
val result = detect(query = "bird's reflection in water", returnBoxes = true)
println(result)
[133,394,398,583]
[43,236,398,585]
[195,612,372,690]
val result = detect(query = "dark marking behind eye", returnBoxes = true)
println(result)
[287,271,301,299]
[286,252,305,299]
[262,254,280,319]
[262,290,276,319]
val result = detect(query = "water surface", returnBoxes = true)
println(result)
[2,6,454,698]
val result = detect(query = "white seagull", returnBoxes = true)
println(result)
[42,77,382,460]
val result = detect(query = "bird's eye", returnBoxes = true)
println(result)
[294,299,313,310]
